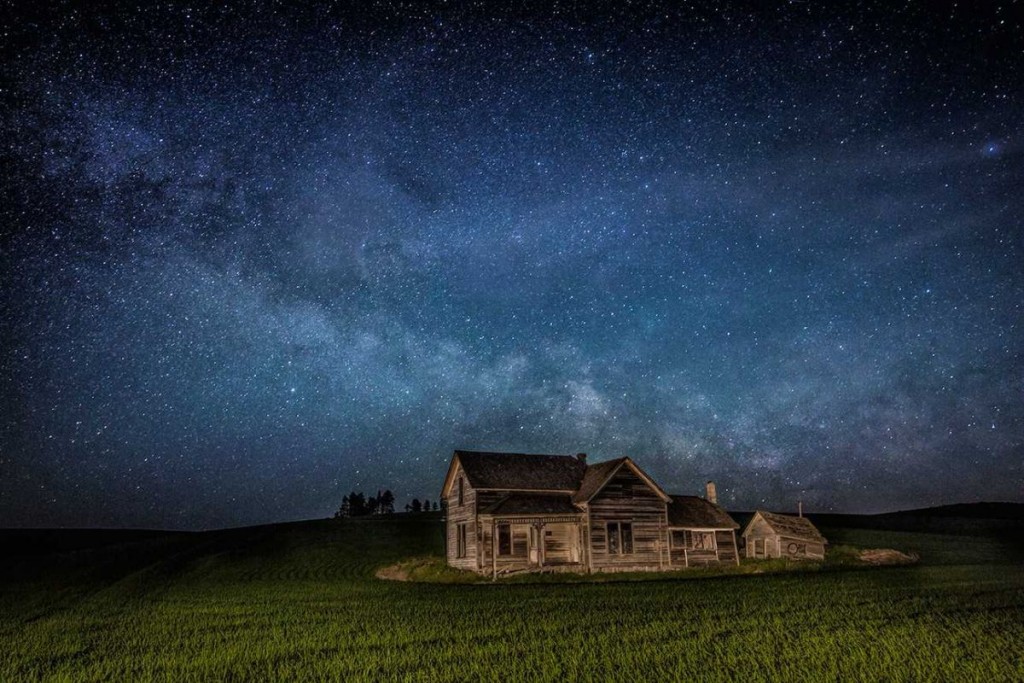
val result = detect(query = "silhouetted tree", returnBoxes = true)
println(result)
[411,498,422,513]
[335,495,350,518]
[379,490,395,514]
[349,491,367,516]
[422,499,430,513]
[432,501,439,512]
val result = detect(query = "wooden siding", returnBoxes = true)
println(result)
[716,530,739,564]
[444,461,479,571]
[667,528,738,567]
[587,465,666,571]
[479,522,531,572]
[777,535,825,560]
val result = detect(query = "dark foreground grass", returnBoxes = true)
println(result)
[1,516,1022,681]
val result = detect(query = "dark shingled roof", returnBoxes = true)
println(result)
[572,457,627,503]
[454,450,586,491]
[667,496,739,529]
[479,493,581,516]
[754,510,827,542]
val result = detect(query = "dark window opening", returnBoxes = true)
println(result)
[456,523,468,558]
[497,523,512,556]
[607,522,634,555]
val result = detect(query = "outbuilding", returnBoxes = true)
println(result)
[741,510,827,560]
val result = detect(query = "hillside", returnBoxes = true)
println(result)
[879,501,1024,519]
[1,514,1022,680]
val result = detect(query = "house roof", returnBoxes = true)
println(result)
[441,450,672,504]
[572,457,627,503]
[451,450,587,492]
[572,457,672,504]
[746,510,827,543]
[667,495,739,529]
[479,493,581,516]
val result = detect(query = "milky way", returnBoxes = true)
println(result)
[2,2,1022,529]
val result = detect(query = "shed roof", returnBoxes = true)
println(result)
[479,493,581,516]
[747,510,827,543]
[452,450,586,491]
[667,495,739,529]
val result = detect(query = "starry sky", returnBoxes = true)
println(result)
[2,1,1022,529]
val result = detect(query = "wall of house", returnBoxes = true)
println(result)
[587,466,667,571]
[776,535,825,560]
[445,461,478,571]
[742,516,775,558]
[479,520,532,572]
[715,530,739,564]
[667,528,738,567]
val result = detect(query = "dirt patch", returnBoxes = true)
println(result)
[858,548,919,565]
[375,563,411,581]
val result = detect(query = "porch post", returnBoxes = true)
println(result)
[538,521,545,568]
[732,530,740,566]
[491,519,497,580]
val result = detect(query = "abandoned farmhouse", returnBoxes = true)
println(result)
[440,450,828,576]
[440,450,756,576]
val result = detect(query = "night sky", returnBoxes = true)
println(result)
[2,2,1022,529]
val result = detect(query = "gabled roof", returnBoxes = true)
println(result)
[572,457,626,503]
[667,495,739,529]
[572,457,672,504]
[743,510,826,543]
[441,450,586,497]
[440,450,672,505]
[479,493,581,516]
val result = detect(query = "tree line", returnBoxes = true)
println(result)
[334,489,441,518]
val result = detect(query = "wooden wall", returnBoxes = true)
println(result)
[742,516,774,559]
[776,535,825,560]
[444,461,478,571]
[667,529,738,567]
[715,530,738,563]
[587,465,666,571]
[479,522,532,572]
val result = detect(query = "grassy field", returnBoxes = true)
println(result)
[1,514,1022,681]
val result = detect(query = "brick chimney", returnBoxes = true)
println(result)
[576,452,587,463]
[705,481,717,505]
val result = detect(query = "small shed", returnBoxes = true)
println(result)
[741,510,827,560]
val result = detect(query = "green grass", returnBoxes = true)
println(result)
[1,516,1022,681]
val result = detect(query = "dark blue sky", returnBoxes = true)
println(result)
[2,1,1021,529]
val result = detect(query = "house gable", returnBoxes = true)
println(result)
[573,457,671,504]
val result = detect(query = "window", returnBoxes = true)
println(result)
[607,522,633,555]
[497,523,512,556]
[456,523,468,558]
[673,530,716,551]
[457,477,464,506]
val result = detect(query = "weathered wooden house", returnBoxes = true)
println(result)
[440,450,740,576]
[741,510,827,560]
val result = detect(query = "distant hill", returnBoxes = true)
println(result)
[803,502,1024,538]
[876,502,1024,520]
